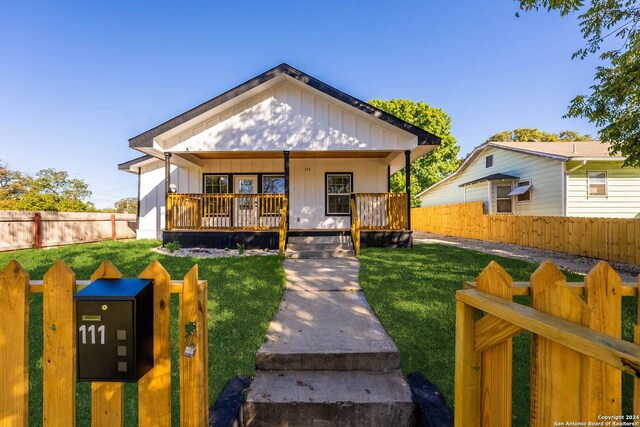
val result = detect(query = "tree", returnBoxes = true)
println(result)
[114,197,138,214]
[486,128,593,142]
[0,160,26,209]
[17,169,95,212]
[367,99,461,206]
[517,0,640,166]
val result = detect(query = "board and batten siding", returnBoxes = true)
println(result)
[566,161,640,218]
[419,146,564,216]
[163,80,415,154]
[137,160,200,239]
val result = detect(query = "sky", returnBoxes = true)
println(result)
[0,1,602,208]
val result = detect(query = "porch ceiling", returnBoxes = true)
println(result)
[192,150,394,160]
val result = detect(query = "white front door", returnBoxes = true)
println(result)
[234,175,258,227]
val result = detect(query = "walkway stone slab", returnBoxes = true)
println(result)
[284,259,360,292]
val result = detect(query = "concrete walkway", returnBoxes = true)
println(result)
[413,231,639,283]
[243,258,415,426]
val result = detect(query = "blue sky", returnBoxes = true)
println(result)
[0,1,600,208]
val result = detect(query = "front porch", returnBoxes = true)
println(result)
[163,192,411,253]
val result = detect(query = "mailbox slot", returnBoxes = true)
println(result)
[74,279,154,382]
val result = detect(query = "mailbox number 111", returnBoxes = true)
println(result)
[79,325,106,345]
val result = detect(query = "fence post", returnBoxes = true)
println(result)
[454,300,481,427]
[111,214,116,240]
[180,265,209,427]
[34,212,42,248]
[90,261,125,427]
[0,261,30,427]
[635,274,640,415]
[530,261,588,425]
[43,260,76,426]
[138,261,172,427]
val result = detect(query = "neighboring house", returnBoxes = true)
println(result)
[417,141,640,218]
[119,63,441,249]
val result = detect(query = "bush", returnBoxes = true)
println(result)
[164,241,181,253]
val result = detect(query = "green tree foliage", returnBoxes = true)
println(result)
[367,99,461,206]
[0,163,95,212]
[486,128,593,142]
[114,197,138,214]
[517,0,640,166]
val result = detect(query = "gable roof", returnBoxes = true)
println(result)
[416,140,622,198]
[128,63,441,149]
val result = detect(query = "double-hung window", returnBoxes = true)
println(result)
[587,171,607,197]
[203,175,229,215]
[326,173,352,216]
[261,175,284,215]
[496,185,513,213]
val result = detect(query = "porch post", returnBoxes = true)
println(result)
[283,151,290,231]
[387,165,391,193]
[164,152,172,230]
[405,150,411,230]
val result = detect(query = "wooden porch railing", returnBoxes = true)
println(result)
[350,198,361,256]
[456,260,640,426]
[167,193,286,231]
[351,193,408,230]
[278,199,288,256]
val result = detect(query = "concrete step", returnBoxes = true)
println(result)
[256,290,400,371]
[284,250,356,259]
[287,235,351,245]
[286,242,352,252]
[243,370,416,427]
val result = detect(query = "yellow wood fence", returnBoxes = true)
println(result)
[456,260,640,426]
[412,201,640,265]
[0,259,208,427]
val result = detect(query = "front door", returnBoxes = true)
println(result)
[234,175,258,227]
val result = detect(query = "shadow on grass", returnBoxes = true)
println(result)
[359,244,636,426]
[0,240,285,426]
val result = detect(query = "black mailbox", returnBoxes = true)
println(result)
[74,278,154,382]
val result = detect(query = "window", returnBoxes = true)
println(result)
[486,155,493,168]
[326,173,352,215]
[496,185,513,213]
[203,175,229,215]
[587,171,607,197]
[511,179,532,202]
[261,175,284,215]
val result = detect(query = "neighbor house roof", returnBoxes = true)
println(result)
[458,173,519,187]
[128,63,441,149]
[416,140,621,198]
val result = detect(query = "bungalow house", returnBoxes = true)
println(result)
[119,64,441,251]
[417,140,640,218]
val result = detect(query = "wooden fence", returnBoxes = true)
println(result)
[456,260,640,426]
[0,211,136,252]
[412,202,640,265]
[0,259,208,427]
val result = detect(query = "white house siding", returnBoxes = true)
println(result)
[420,146,564,216]
[289,158,387,229]
[162,80,415,154]
[137,160,200,239]
[566,161,640,218]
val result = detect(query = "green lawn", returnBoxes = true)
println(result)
[0,240,285,427]
[359,244,637,426]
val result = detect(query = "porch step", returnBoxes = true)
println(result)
[243,370,416,427]
[285,235,355,259]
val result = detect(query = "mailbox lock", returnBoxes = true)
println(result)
[101,304,108,311]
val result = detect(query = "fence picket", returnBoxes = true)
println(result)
[0,261,29,427]
[90,261,124,427]
[138,261,172,427]
[530,261,588,425]
[454,300,481,427]
[43,261,76,427]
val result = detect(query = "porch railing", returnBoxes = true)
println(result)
[351,193,408,230]
[167,193,286,231]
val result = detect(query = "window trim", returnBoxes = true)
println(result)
[495,184,513,214]
[261,174,285,194]
[587,170,608,198]
[203,174,230,194]
[486,155,493,168]
[325,172,353,216]
[202,174,231,216]
[515,179,532,203]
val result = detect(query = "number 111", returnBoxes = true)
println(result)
[79,324,105,345]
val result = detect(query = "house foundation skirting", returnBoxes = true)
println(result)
[163,230,279,249]
[360,230,413,248]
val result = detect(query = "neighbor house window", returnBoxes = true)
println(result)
[512,179,532,202]
[203,175,229,215]
[486,155,493,168]
[261,175,284,215]
[587,171,607,197]
[496,185,513,213]
[326,173,352,215]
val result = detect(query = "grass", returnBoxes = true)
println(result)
[359,244,637,426]
[0,239,285,426]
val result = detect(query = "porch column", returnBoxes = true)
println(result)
[164,152,172,230]
[405,150,411,230]
[283,151,290,231]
